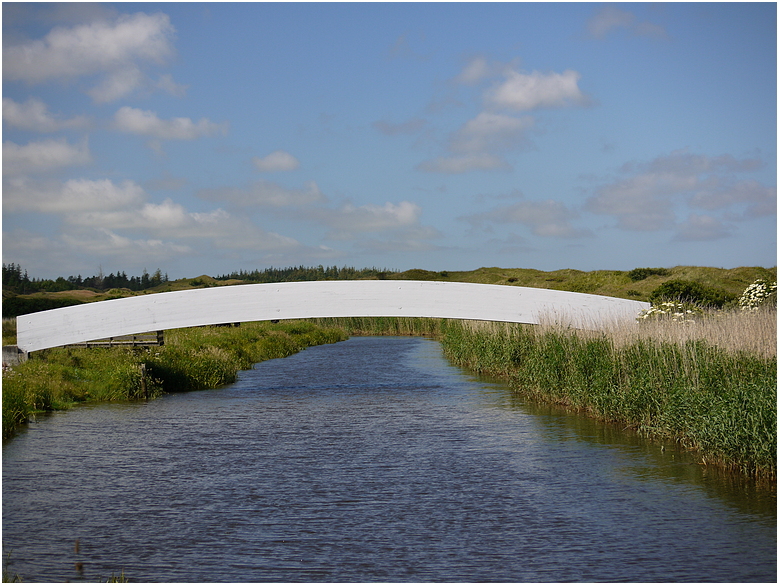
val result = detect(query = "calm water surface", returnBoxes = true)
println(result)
[2,336,776,582]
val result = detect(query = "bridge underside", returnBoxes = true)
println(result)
[15,280,649,353]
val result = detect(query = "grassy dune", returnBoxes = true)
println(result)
[387,265,777,302]
[4,265,776,309]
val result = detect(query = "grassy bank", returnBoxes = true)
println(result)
[438,310,776,479]
[2,320,347,439]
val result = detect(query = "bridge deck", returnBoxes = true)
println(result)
[15,280,649,353]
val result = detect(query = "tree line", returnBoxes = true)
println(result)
[215,265,397,283]
[2,263,169,295]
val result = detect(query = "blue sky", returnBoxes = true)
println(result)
[3,2,776,279]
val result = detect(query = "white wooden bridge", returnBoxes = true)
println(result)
[14,280,649,354]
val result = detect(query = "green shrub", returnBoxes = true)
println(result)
[627,267,670,281]
[649,279,735,308]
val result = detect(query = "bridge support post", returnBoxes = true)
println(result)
[2,345,28,368]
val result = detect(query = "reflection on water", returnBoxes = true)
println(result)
[3,336,776,582]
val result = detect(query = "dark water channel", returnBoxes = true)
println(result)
[3,336,776,582]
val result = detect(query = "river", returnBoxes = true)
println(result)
[2,336,776,582]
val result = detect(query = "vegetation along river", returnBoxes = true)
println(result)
[2,336,776,582]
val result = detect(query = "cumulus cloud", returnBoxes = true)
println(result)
[66,199,226,231]
[2,97,90,132]
[198,180,326,208]
[62,228,193,259]
[464,199,593,239]
[420,62,586,173]
[3,138,92,176]
[486,69,589,111]
[88,67,145,103]
[3,12,179,101]
[113,107,228,140]
[64,198,301,251]
[3,177,145,213]
[252,150,300,172]
[586,150,775,232]
[586,5,668,40]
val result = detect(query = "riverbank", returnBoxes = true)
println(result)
[1,320,347,439]
[314,312,776,480]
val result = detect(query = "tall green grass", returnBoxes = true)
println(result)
[309,316,442,337]
[2,321,347,439]
[438,315,776,479]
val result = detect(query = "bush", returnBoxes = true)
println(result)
[649,279,735,308]
[627,267,670,281]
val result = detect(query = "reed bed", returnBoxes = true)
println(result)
[2,320,347,439]
[439,310,776,479]
[309,316,443,337]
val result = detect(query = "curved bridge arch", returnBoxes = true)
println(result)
[15,280,649,353]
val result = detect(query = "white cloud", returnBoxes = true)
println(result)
[62,228,193,259]
[198,180,326,207]
[3,138,91,176]
[673,214,732,242]
[252,150,300,172]
[87,66,145,104]
[586,151,775,231]
[449,112,534,154]
[486,69,588,111]
[465,200,593,239]
[3,177,146,213]
[155,73,188,97]
[420,64,584,174]
[3,12,178,101]
[586,6,635,38]
[306,201,425,240]
[586,5,668,40]
[690,180,776,218]
[417,153,510,174]
[113,107,228,140]
[2,97,90,132]
[64,199,299,251]
[454,56,498,86]
[585,173,678,231]
[66,199,223,232]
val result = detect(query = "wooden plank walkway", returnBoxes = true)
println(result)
[15,280,650,353]
[66,331,164,348]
